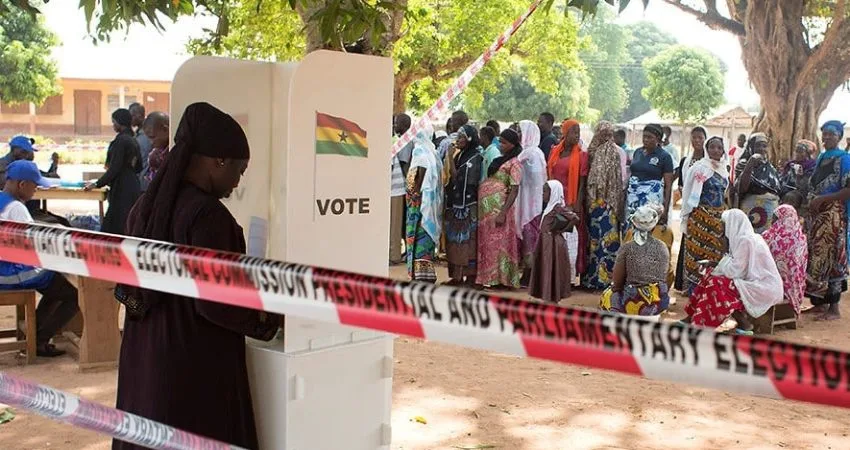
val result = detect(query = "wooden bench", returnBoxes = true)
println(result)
[752,303,798,335]
[0,290,37,364]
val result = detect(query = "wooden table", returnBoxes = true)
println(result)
[33,188,108,222]
[61,275,121,371]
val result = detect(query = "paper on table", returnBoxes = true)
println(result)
[247,216,269,258]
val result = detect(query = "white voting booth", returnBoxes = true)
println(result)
[170,51,394,449]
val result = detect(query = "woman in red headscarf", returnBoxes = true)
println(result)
[547,119,589,281]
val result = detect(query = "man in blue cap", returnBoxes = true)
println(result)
[0,160,78,357]
[0,135,36,185]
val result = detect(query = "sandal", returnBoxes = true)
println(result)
[37,343,66,358]
[733,328,754,336]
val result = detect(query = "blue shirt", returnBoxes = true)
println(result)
[630,146,674,182]
[136,130,153,191]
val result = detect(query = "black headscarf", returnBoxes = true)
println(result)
[644,123,663,141]
[118,103,249,318]
[129,102,249,242]
[112,108,132,128]
[488,129,522,177]
[455,125,481,166]
[735,132,781,195]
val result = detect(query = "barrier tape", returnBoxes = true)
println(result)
[390,0,543,157]
[0,373,244,449]
[2,220,850,411]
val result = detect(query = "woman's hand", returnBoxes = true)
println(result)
[495,211,507,227]
[83,182,96,191]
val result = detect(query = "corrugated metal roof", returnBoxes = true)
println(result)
[53,46,188,82]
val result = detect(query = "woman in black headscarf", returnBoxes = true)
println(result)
[113,103,280,450]
[734,132,782,233]
[444,124,484,286]
[85,108,142,234]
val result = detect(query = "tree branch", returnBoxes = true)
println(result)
[797,17,850,109]
[661,0,745,36]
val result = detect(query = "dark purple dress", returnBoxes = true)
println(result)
[113,183,278,449]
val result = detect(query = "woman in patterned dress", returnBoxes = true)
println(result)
[735,133,782,233]
[599,204,670,317]
[763,205,808,315]
[680,136,729,295]
[805,120,850,320]
[477,129,523,289]
[405,124,443,282]
[582,121,624,290]
[683,209,783,334]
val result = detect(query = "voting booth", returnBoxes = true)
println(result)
[171,51,394,449]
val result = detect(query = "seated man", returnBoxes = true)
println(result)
[0,160,79,357]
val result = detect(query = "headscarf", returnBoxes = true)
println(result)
[644,123,664,141]
[547,119,581,205]
[821,120,845,140]
[680,136,729,227]
[585,121,623,214]
[409,122,443,243]
[122,102,250,317]
[445,124,483,206]
[781,139,817,176]
[542,179,566,219]
[488,129,522,177]
[129,102,250,242]
[762,205,807,315]
[735,132,781,195]
[515,120,547,238]
[713,209,784,318]
[630,203,660,246]
[112,108,132,128]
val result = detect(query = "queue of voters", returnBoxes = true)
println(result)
[391,111,850,333]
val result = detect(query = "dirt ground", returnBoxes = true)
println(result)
[0,198,849,449]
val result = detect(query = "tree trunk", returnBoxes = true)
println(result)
[732,0,850,162]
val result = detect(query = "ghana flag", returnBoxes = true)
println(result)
[316,112,368,157]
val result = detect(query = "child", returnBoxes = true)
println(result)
[529,180,578,304]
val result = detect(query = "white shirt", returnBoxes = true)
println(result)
[0,200,33,223]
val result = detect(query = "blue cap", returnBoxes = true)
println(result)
[8,136,36,153]
[6,160,54,187]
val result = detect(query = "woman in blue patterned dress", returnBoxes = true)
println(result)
[582,121,624,290]
[680,136,729,294]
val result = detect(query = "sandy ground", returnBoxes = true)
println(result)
[1,179,849,449]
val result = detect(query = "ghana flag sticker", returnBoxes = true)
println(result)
[315,112,368,158]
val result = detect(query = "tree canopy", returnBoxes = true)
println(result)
[579,6,629,120]
[618,21,676,122]
[643,45,724,124]
[0,1,60,106]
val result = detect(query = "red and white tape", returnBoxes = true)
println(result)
[2,220,850,411]
[391,0,543,157]
[0,373,243,449]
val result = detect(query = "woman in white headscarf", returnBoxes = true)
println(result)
[683,208,783,334]
[405,123,443,282]
[529,180,578,303]
[600,203,671,317]
[680,135,729,294]
[516,120,548,281]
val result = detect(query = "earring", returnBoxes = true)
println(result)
[217,160,225,167]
